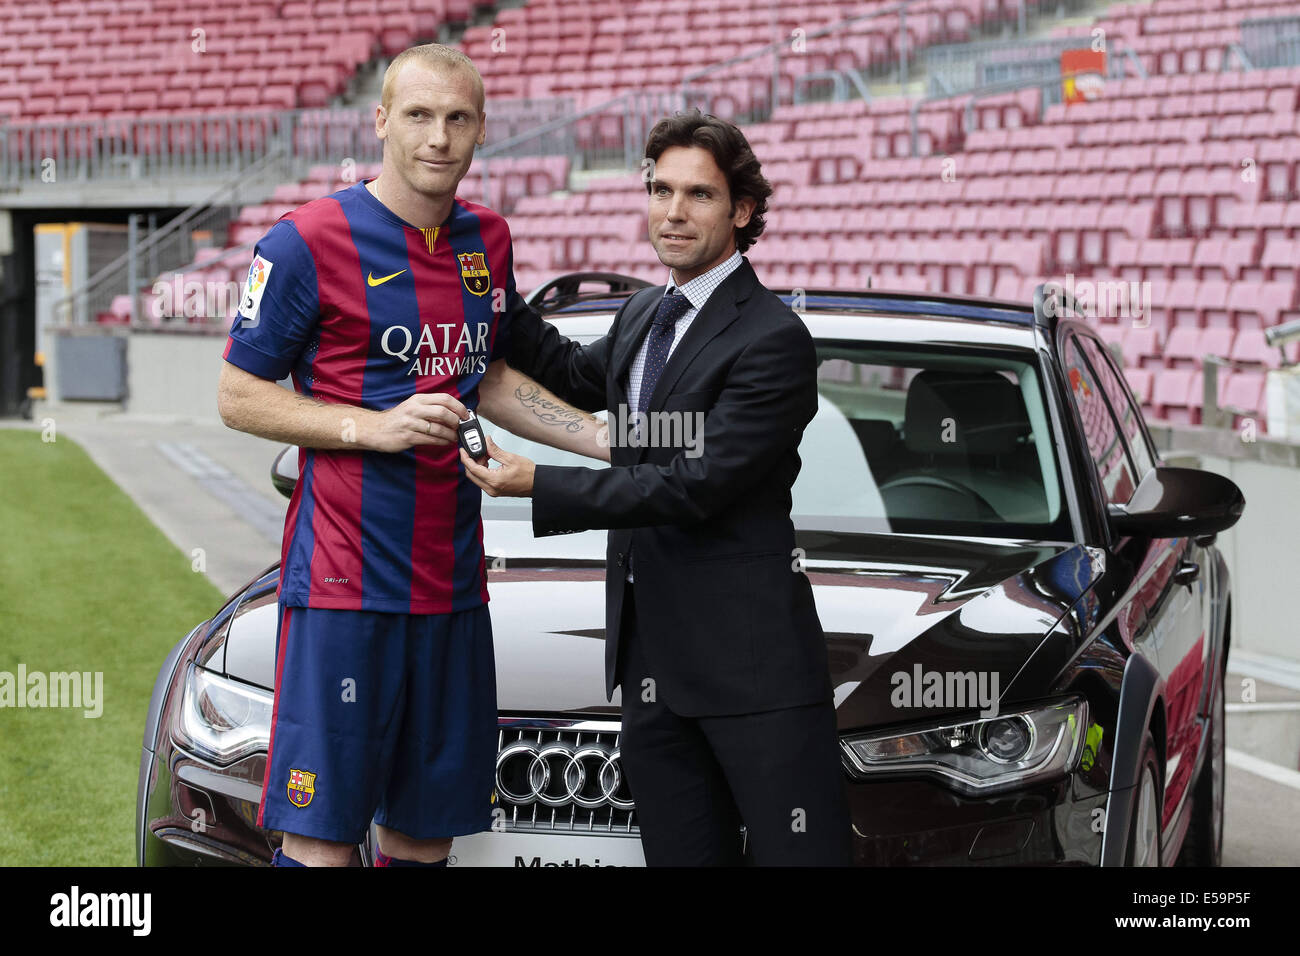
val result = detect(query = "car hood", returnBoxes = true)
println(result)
[219,523,1104,730]
[484,526,1105,728]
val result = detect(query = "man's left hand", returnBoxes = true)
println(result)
[460,434,535,497]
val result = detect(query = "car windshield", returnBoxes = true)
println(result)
[481,338,1072,541]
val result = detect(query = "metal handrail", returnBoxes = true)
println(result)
[680,0,923,118]
[682,1,918,84]
[1239,13,1300,68]
[907,48,1148,157]
[473,88,693,198]
[925,35,1082,91]
[0,97,577,187]
[52,147,291,326]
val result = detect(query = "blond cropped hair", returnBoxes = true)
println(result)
[381,44,485,114]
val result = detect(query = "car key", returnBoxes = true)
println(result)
[458,410,487,461]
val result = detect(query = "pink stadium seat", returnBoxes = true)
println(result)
[1237,281,1298,327]
[1199,326,1236,362]
[1153,368,1203,425]
[1095,323,1126,351]
[1124,367,1154,406]
[1231,327,1299,369]
[1260,139,1295,201]
[1221,370,1267,415]
[108,294,132,319]
[1166,278,1200,325]
[1193,277,1229,324]
[1124,327,1163,370]
[1164,325,1202,369]
[21,0,1286,352]
[1261,237,1298,281]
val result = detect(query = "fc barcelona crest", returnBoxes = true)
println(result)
[287,768,316,808]
[458,251,491,297]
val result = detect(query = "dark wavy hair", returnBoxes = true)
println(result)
[643,109,771,253]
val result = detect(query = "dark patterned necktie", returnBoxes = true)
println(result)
[637,290,690,415]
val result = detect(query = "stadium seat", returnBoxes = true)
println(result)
[13,0,1283,434]
[1153,368,1203,425]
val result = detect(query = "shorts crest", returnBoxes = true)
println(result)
[287,768,316,808]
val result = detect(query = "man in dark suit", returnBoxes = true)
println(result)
[461,110,851,866]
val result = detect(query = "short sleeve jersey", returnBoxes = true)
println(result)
[222,180,518,613]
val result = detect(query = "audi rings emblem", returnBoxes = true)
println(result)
[495,739,634,811]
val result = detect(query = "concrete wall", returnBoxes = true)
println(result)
[1195,453,1300,662]
[45,327,289,422]
[1152,424,1300,663]
[124,329,230,421]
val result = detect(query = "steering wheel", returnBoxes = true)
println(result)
[878,474,1002,521]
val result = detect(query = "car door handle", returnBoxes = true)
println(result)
[1174,560,1200,587]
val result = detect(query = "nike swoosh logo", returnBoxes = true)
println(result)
[367,269,407,287]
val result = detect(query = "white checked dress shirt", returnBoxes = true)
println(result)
[624,250,743,582]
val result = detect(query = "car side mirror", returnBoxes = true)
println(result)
[271,446,299,500]
[1107,466,1244,539]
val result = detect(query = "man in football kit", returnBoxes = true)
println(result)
[217,44,608,867]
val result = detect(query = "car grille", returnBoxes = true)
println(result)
[495,718,638,835]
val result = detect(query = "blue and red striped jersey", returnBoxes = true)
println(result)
[223,180,518,613]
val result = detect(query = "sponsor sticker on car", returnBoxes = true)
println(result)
[447,831,645,868]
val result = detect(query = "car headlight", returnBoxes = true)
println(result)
[172,663,273,765]
[840,697,1088,796]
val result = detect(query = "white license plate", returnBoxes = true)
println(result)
[448,830,645,868]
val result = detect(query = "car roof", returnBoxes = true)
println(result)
[543,289,1040,349]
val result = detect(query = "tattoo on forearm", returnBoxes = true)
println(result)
[514,383,586,433]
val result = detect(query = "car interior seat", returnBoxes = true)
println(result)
[880,369,1047,522]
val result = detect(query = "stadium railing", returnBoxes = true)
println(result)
[1241,15,1300,70]
[50,148,293,326]
[924,32,1129,97]
[0,97,576,188]
[907,52,1146,156]
[0,0,1097,187]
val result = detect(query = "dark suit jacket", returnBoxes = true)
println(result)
[506,258,831,717]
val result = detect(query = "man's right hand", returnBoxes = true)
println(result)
[367,392,469,453]
[218,361,470,453]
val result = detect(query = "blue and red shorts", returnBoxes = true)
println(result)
[257,603,497,844]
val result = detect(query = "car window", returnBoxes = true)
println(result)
[482,336,1072,542]
[1076,336,1156,478]
[794,345,1071,540]
[1064,335,1138,507]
